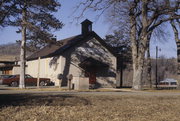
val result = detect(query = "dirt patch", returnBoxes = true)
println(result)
[0,93,180,121]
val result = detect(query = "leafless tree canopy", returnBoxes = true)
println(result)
[76,0,180,90]
[0,0,63,50]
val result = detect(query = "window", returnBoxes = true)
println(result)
[170,82,177,85]
[25,75,33,78]
[88,25,92,32]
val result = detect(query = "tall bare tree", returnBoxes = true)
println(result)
[171,20,180,89]
[76,0,180,90]
[0,0,63,88]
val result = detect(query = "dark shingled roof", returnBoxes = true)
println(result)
[0,55,19,62]
[27,32,116,61]
[27,35,83,60]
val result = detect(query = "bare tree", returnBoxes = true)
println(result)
[170,20,180,89]
[75,0,180,90]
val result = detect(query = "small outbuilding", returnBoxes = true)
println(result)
[0,56,20,75]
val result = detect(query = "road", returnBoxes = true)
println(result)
[0,85,180,96]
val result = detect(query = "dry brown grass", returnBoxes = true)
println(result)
[0,93,180,121]
[2,87,132,92]
[143,88,180,93]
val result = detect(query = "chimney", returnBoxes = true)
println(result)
[49,37,57,45]
[81,19,93,36]
[51,37,57,42]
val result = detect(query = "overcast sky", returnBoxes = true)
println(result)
[0,0,177,58]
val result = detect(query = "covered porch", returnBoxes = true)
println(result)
[78,57,109,89]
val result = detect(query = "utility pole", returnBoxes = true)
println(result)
[155,46,158,89]
[120,57,123,88]
[37,57,40,88]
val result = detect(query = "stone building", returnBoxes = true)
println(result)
[26,19,117,89]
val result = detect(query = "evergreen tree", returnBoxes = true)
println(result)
[0,0,63,88]
[105,30,131,87]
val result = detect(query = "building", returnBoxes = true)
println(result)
[0,56,20,75]
[26,19,117,89]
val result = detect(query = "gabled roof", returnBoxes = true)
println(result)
[27,35,82,60]
[27,32,116,61]
[81,19,93,24]
[0,55,18,62]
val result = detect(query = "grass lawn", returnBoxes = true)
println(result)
[0,93,180,121]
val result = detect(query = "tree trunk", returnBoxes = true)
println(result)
[132,65,143,90]
[132,46,146,90]
[130,13,143,90]
[170,21,180,89]
[19,7,27,89]
[176,42,180,89]
[130,1,138,90]
[129,0,150,90]
[120,66,123,87]
[147,42,152,88]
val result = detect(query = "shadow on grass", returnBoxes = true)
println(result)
[116,86,132,89]
[0,93,91,108]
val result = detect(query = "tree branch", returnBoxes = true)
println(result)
[171,20,180,42]
[148,15,180,33]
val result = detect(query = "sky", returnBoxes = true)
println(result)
[0,0,177,58]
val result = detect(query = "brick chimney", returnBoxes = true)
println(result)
[81,19,92,36]
[49,37,57,45]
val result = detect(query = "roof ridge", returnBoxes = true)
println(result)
[26,32,116,61]
[57,34,81,42]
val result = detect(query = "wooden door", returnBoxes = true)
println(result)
[89,71,96,84]
[9,70,12,75]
